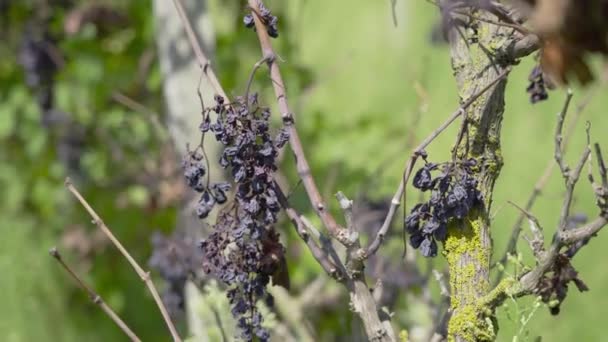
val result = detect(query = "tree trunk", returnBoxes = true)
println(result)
[444,10,514,342]
[153,0,225,339]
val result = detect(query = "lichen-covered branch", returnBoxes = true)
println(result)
[443,7,517,341]
[370,67,510,259]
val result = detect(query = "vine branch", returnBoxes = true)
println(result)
[171,0,226,99]
[486,98,608,309]
[65,178,182,342]
[246,1,394,339]
[246,0,350,245]
[495,79,604,284]
[49,247,141,342]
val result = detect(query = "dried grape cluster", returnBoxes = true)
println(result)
[185,94,289,341]
[535,213,590,315]
[405,158,483,257]
[148,231,204,319]
[527,64,553,104]
[19,26,85,175]
[182,150,230,219]
[537,253,588,315]
[19,28,58,110]
[243,2,279,38]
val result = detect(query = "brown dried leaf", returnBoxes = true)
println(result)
[513,0,608,85]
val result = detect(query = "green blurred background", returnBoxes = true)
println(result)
[2,1,607,341]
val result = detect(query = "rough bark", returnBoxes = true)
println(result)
[444,10,515,342]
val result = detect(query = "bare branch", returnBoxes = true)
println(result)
[299,215,348,275]
[495,87,597,281]
[246,0,349,246]
[273,182,343,280]
[506,34,540,60]
[505,120,606,300]
[558,140,591,230]
[49,247,141,342]
[335,191,367,272]
[433,269,450,298]
[452,10,530,34]
[245,3,395,339]
[554,89,574,178]
[244,57,269,107]
[507,201,545,258]
[493,84,605,289]
[366,67,511,258]
[64,179,182,342]
[336,191,357,239]
[559,216,608,243]
[111,91,167,141]
[561,144,608,243]
[171,0,227,99]
[594,143,608,190]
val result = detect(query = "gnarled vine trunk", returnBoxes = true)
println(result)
[444,10,515,341]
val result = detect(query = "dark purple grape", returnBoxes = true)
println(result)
[413,167,433,190]
[189,93,289,341]
[527,65,550,104]
[244,2,279,40]
[405,157,483,257]
[243,14,255,28]
[410,233,425,249]
[433,222,447,241]
[420,238,437,257]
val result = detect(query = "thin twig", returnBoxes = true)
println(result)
[433,269,450,298]
[506,201,544,259]
[561,141,608,244]
[554,90,575,179]
[452,10,530,34]
[494,85,599,282]
[49,247,141,342]
[558,134,591,231]
[111,91,167,141]
[64,178,182,342]
[171,0,227,99]
[273,181,343,280]
[515,114,603,298]
[300,214,348,274]
[595,143,608,190]
[366,67,511,258]
[244,57,269,107]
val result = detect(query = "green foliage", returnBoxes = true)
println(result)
[1,1,174,341]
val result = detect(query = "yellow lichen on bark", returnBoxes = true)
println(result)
[444,210,493,341]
